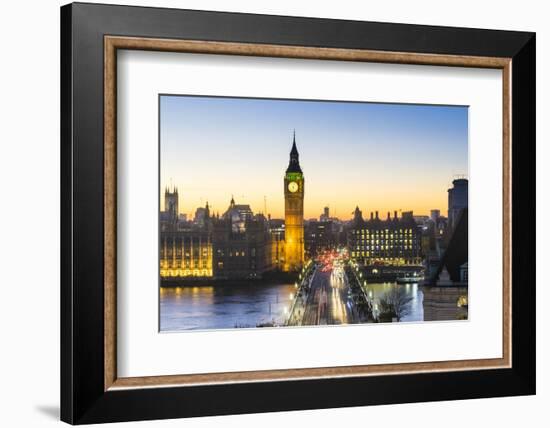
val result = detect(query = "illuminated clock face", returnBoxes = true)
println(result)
[288,181,299,193]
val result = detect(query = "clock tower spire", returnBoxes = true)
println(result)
[286,129,302,174]
[283,131,305,272]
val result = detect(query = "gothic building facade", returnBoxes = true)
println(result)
[160,133,306,281]
[160,197,275,281]
[283,132,305,272]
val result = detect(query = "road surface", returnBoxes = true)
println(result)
[302,265,355,325]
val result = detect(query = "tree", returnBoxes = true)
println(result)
[378,286,413,322]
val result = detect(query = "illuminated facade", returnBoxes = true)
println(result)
[283,132,305,272]
[160,133,306,279]
[160,195,276,281]
[347,208,422,266]
[212,208,273,279]
[160,231,213,278]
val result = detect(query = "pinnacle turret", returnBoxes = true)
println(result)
[286,130,302,173]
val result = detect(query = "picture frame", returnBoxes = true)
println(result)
[61,2,535,424]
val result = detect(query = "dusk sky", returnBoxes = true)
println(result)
[160,95,468,220]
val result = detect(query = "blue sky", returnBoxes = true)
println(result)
[160,95,468,220]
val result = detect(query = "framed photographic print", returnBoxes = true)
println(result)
[60,2,536,424]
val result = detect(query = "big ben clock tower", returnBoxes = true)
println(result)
[283,131,305,272]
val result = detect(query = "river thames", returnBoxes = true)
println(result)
[160,281,423,331]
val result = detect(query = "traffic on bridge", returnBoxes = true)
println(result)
[286,250,371,326]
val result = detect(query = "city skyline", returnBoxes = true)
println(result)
[160,95,468,220]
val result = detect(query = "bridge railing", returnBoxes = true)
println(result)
[285,261,316,326]
[345,261,374,322]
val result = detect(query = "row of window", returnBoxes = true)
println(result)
[352,229,414,235]
[217,251,247,257]
[349,254,421,263]
[161,239,211,246]
[354,246,417,251]
[216,248,258,257]
[162,250,210,257]
[351,251,418,257]
[161,260,211,266]
[351,239,415,244]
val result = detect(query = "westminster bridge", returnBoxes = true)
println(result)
[286,253,373,326]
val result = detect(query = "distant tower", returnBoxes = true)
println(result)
[164,186,179,226]
[447,179,468,229]
[320,206,330,221]
[283,131,305,272]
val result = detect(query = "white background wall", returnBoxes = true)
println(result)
[0,0,546,427]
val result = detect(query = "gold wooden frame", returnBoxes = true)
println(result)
[104,35,512,391]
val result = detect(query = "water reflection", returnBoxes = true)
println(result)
[160,283,295,331]
[160,281,423,331]
[364,282,423,322]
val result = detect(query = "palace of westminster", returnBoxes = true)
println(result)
[160,134,466,282]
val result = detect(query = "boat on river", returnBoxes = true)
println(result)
[396,274,424,284]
